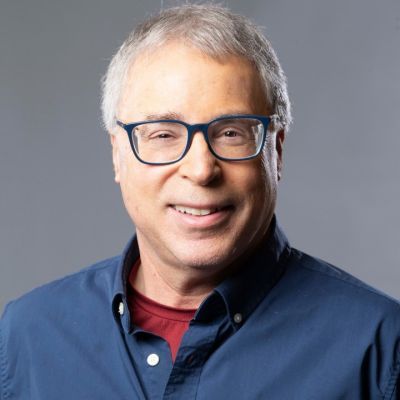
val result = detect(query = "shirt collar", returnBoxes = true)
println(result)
[112,236,140,332]
[195,216,291,329]
[112,216,291,332]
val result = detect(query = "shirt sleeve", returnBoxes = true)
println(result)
[383,349,400,399]
[391,369,399,400]
[0,304,11,400]
[0,301,20,400]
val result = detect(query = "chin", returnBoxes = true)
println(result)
[170,239,239,272]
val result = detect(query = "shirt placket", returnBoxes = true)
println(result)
[162,317,224,399]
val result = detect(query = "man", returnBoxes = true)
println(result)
[1,4,399,399]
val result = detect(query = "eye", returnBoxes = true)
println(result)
[150,131,174,140]
[217,127,248,140]
[143,129,182,141]
[223,130,240,137]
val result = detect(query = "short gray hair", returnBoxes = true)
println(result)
[101,4,292,132]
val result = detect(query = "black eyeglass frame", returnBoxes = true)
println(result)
[116,114,279,166]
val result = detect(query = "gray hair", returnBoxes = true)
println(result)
[101,4,292,133]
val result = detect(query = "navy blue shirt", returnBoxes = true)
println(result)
[1,220,400,399]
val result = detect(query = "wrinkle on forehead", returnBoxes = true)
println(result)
[118,41,271,122]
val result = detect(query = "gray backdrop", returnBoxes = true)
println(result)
[1,0,399,312]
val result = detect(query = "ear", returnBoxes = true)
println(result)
[276,129,285,181]
[110,134,121,183]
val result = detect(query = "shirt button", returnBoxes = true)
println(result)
[147,353,160,367]
[118,302,124,316]
[186,354,197,366]
[233,313,243,324]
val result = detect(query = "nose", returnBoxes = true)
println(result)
[178,131,221,186]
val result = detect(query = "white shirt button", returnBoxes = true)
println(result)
[147,353,160,367]
[233,313,243,324]
[118,302,124,316]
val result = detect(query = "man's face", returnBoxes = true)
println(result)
[111,42,283,274]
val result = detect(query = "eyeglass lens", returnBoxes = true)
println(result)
[131,117,265,164]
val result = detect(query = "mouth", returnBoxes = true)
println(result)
[172,205,226,216]
[168,203,234,228]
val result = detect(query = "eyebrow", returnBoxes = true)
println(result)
[216,112,252,119]
[143,112,184,121]
[142,110,253,123]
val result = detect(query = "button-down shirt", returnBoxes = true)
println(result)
[1,219,399,399]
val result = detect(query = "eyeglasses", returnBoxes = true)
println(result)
[116,114,278,165]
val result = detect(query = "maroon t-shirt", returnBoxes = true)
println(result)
[128,263,197,361]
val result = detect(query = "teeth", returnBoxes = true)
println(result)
[173,205,217,216]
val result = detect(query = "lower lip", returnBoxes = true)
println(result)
[168,206,233,229]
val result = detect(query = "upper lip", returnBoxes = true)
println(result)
[171,203,233,216]
[169,202,232,210]
[173,205,218,216]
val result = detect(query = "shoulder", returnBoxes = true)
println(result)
[289,248,400,312]
[277,248,400,397]
[0,256,124,399]
[281,248,400,352]
[0,255,121,332]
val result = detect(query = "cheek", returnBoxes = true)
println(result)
[119,175,140,218]
[117,153,146,217]
[247,156,278,213]
[230,161,274,207]
[118,158,170,218]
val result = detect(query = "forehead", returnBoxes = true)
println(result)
[117,41,269,122]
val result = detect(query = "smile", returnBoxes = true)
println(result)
[172,205,221,216]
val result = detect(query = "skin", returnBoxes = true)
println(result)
[110,41,284,308]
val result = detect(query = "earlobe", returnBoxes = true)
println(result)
[276,130,285,181]
[110,134,121,183]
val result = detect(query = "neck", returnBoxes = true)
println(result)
[131,231,245,309]
[131,258,220,310]
[130,226,271,309]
